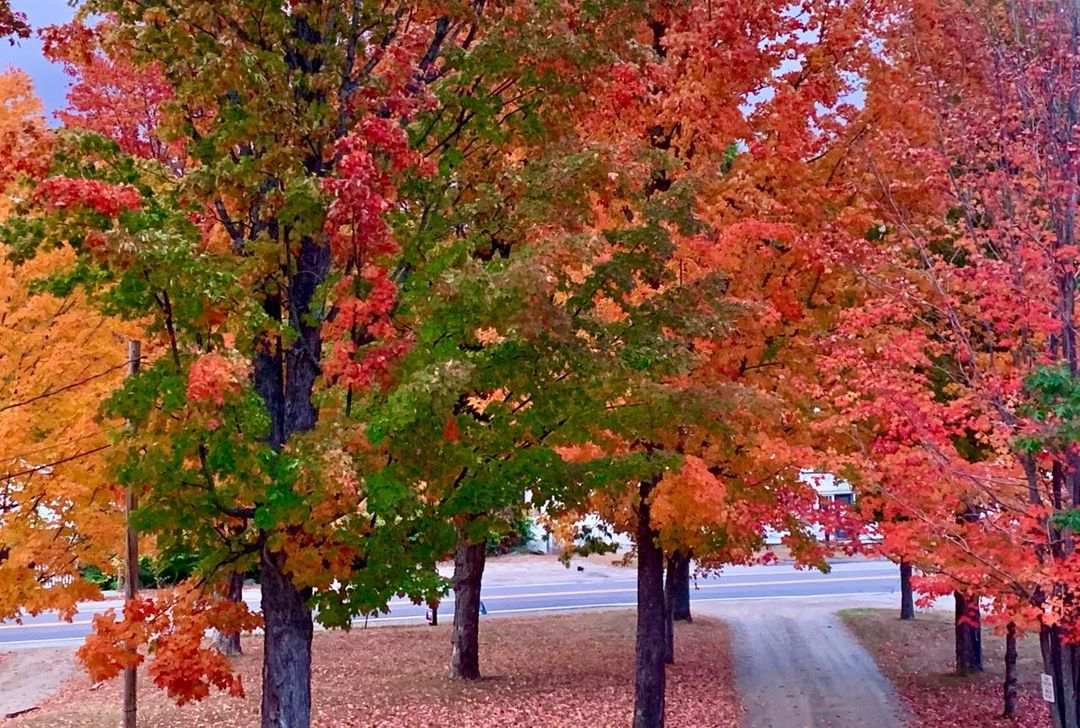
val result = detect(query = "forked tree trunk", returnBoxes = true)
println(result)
[954,591,984,674]
[260,547,313,728]
[634,479,666,728]
[450,521,486,680]
[1003,621,1018,719]
[216,570,245,657]
[252,233,328,728]
[668,551,692,622]
[899,560,915,620]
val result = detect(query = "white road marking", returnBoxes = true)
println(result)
[383,574,894,606]
[0,574,896,639]
[358,591,899,622]
[0,620,93,630]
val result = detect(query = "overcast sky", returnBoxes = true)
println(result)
[0,0,77,115]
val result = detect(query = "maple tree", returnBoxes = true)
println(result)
[355,4,658,683]
[541,1,881,724]
[812,0,1080,725]
[0,68,132,624]
[8,0,1080,726]
[0,2,700,726]
[11,4,484,723]
[3,5,440,724]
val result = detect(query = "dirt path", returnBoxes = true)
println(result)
[0,649,74,719]
[697,596,909,728]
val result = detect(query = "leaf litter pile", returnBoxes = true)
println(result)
[12,611,742,727]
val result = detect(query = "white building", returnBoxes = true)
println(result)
[526,470,867,553]
[762,471,858,545]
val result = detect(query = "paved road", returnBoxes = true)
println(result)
[0,559,900,650]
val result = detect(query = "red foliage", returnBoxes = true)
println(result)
[186,353,246,406]
[0,1,28,43]
[318,114,430,394]
[323,114,424,263]
[35,176,142,217]
[813,0,1080,661]
[41,21,176,162]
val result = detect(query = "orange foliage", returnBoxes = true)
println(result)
[0,71,136,621]
[558,0,876,568]
[79,583,261,703]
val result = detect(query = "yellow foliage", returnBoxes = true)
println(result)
[0,71,136,618]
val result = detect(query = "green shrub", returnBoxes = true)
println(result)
[153,548,199,585]
[78,547,200,590]
[79,564,118,591]
[486,515,537,556]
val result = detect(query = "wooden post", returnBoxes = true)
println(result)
[123,339,140,728]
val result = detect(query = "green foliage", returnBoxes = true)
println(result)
[486,515,537,556]
[558,522,622,565]
[79,550,199,591]
[1017,365,1080,454]
[1053,509,1080,534]
[4,0,748,670]
[153,547,200,586]
[79,564,117,591]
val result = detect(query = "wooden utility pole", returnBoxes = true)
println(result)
[123,339,140,728]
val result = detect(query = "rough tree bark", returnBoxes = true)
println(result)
[254,233,330,728]
[1003,621,1018,719]
[634,478,666,728]
[899,560,915,621]
[215,570,245,657]
[954,591,984,674]
[260,546,314,728]
[450,520,486,680]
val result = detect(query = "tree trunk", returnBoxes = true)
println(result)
[1003,621,1018,719]
[668,551,692,622]
[899,560,915,620]
[633,479,666,728]
[252,233,329,728]
[1041,623,1080,728]
[260,547,313,728]
[450,521,486,680]
[216,570,245,657]
[954,591,984,674]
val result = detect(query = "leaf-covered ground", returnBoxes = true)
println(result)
[12,610,742,727]
[841,609,1045,728]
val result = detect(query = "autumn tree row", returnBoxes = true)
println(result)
[812,1,1080,726]
[5,0,1080,727]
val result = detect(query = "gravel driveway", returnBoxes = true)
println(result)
[697,595,910,728]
